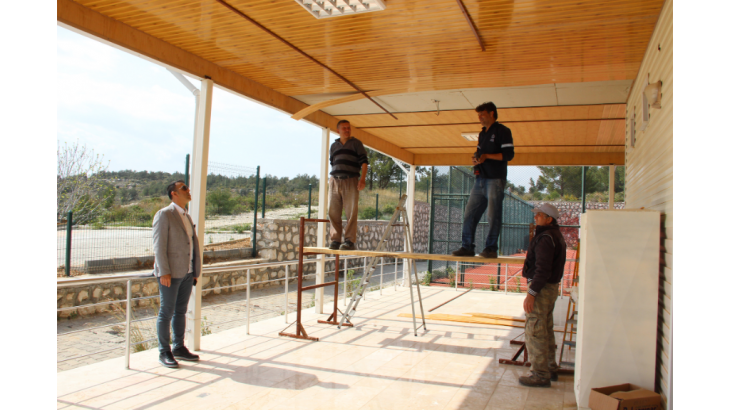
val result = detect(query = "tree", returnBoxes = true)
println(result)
[57,141,113,224]
[366,148,399,189]
[207,189,235,215]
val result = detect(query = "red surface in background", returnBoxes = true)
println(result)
[429,249,578,296]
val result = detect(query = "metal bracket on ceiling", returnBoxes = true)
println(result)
[432,99,440,116]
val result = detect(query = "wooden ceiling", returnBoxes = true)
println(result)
[58,0,666,166]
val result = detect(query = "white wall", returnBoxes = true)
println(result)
[624,0,673,407]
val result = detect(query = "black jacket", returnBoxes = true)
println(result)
[474,122,515,180]
[522,224,567,296]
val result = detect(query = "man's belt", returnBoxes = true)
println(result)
[332,175,357,180]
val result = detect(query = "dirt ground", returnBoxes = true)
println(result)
[204,237,251,250]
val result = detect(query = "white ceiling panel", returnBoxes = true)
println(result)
[293,80,634,116]
[555,80,633,105]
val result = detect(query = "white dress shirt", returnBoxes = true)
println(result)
[172,202,194,274]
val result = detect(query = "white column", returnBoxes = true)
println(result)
[315,127,330,314]
[187,78,213,350]
[608,164,615,209]
[405,165,416,277]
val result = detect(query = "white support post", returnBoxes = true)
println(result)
[187,78,213,351]
[608,164,616,209]
[405,165,416,281]
[315,127,330,314]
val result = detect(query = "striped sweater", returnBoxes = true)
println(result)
[329,137,369,178]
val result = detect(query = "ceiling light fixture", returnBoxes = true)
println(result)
[461,132,479,141]
[295,0,386,19]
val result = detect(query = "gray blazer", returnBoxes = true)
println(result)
[152,203,202,279]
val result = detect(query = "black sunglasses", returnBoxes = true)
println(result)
[178,185,189,191]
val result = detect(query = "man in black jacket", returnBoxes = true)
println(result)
[452,102,514,258]
[519,203,567,388]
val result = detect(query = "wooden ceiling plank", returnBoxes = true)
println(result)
[414,152,625,166]
[58,0,413,164]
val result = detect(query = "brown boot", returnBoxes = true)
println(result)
[519,372,551,388]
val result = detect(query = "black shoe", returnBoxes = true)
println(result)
[551,372,558,382]
[478,248,498,258]
[172,346,200,361]
[519,373,551,388]
[329,241,341,250]
[451,247,475,257]
[159,351,179,368]
[339,241,356,251]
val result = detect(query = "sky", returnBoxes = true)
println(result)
[56,25,546,186]
[57,25,325,178]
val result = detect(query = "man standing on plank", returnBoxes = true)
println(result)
[153,180,202,368]
[519,203,567,388]
[451,102,514,258]
[328,119,369,251]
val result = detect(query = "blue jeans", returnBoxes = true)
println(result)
[461,178,505,252]
[157,272,194,353]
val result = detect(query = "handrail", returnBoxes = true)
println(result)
[56,254,373,288]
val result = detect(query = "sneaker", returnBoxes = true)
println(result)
[172,346,200,361]
[339,241,356,251]
[478,248,498,258]
[518,373,551,388]
[451,247,475,257]
[159,351,179,368]
[329,241,341,250]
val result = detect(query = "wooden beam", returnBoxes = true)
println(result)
[56,0,413,164]
[303,247,525,264]
[291,88,408,121]
[413,152,625,166]
[214,0,397,120]
[455,0,485,51]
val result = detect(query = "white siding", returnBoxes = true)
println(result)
[624,0,672,408]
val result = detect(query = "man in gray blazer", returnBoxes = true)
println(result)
[153,180,202,368]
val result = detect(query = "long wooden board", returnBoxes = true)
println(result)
[398,313,563,332]
[303,247,526,265]
[398,313,525,328]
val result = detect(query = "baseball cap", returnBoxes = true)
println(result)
[532,203,560,220]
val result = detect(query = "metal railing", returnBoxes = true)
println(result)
[57,254,411,369]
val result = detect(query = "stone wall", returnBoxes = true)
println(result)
[58,201,432,318]
[527,201,626,223]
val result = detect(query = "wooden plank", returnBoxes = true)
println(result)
[398,313,564,331]
[465,313,526,322]
[57,0,414,165]
[398,313,526,328]
[413,152,625,166]
[303,247,525,264]
[72,0,664,98]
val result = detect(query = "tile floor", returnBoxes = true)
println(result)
[57,286,577,410]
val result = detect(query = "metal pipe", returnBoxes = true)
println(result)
[504,264,509,294]
[308,184,312,219]
[427,167,435,274]
[380,257,383,295]
[344,258,348,305]
[125,279,131,369]
[185,154,190,187]
[455,261,459,291]
[252,166,260,257]
[581,166,587,213]
[284,265,289,323]
[375,193,379,221]
[394,257,398,290]
[262,176,267,219]
[297,217,305,336]
[246,269,251,335]
[65,211,72,277]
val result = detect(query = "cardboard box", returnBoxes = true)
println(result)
[588,383,662,410]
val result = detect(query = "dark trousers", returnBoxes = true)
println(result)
[460,178,505,252]
[156,272,194,353]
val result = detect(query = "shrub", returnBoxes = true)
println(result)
[359,207,377,220]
